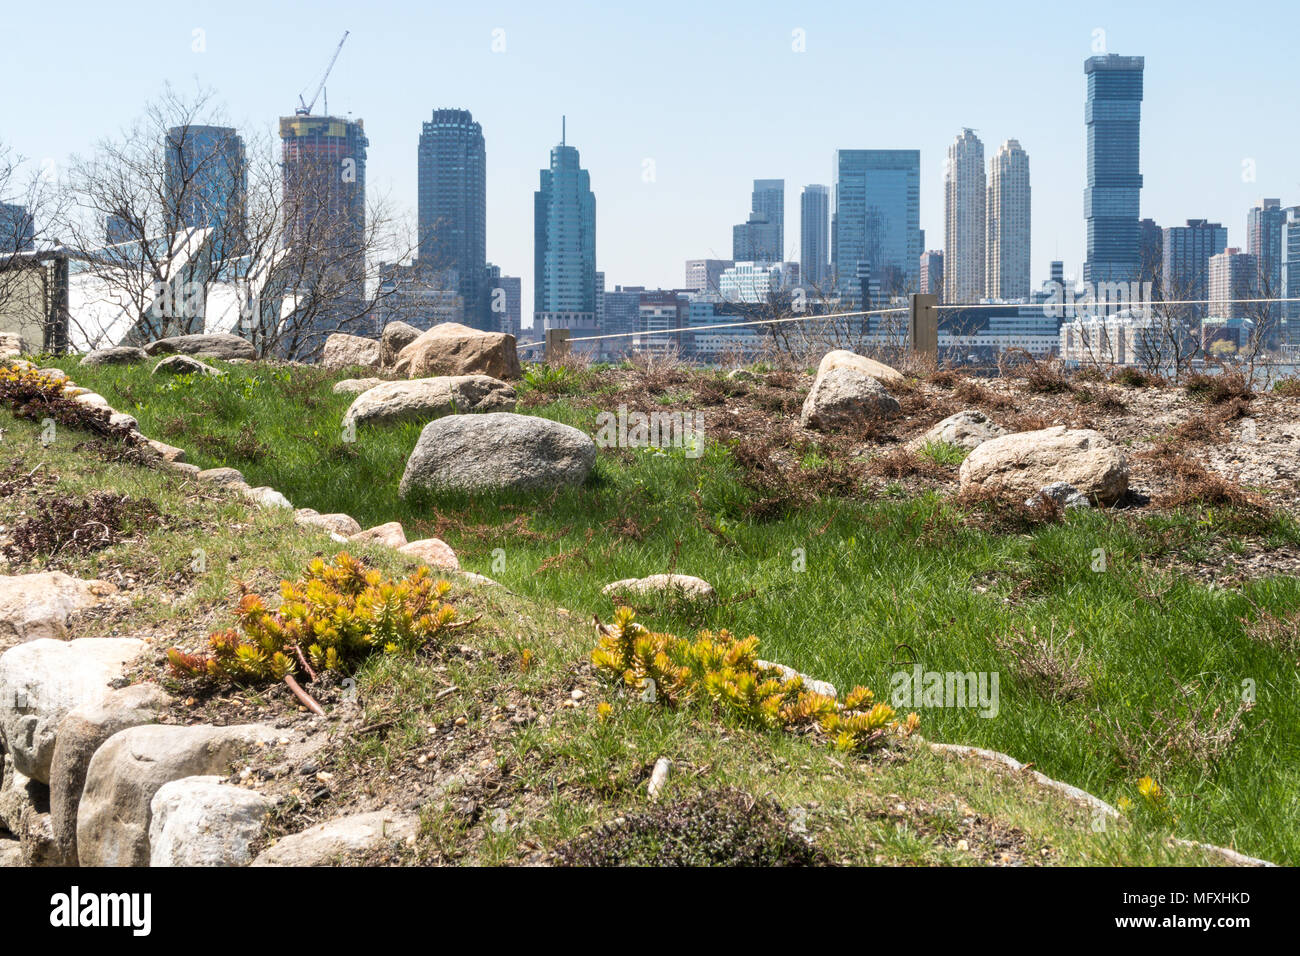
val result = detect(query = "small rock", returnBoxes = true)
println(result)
[243,486,292,510]
[349,522,407,549]
[601,574,715,604]
[647,758,672,799]
[152,354,224,377]
[251,810,418,866]
[398,538,459,570]
[196,466,246,486]
[294,510,362,537]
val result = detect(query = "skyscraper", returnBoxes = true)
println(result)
[417,109,488,329]
[731,179,784,263]
[279,114,368,283]
[800,185,830,290]
[1162,219,1227,315]
[534,121,597,341]
[1083,54,1144,287]
[751,180,784,256]
[1247,198,1286,319]
[732,214,780,262]
[164,125,246,262]
[986,139,1030,300]
[832,150,921,298]
[944,129,985,303]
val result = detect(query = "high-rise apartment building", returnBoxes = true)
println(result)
[832,150,921,298]
[1207,248,1258,319]
[417,109,488,328]
[944,129,985,303]
[919,250,944,299]
[484,263,521,338]
[1162,219,1227,315]
[534,123,597,341]
[1247,198,1286,322]
[1083,55,1144,287]
[986,139,1030,300]
[800,185,830,290]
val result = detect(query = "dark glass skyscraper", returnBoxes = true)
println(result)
[534,124,597,337]
[1083,54,1144,287]
[417,109,487,328]
[164,125,246,262]
[832,150,921,298]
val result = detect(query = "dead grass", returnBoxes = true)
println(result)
[995,625,1092,703]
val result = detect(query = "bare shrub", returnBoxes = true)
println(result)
[1095,678,1256,773]
[995,624,1092,703]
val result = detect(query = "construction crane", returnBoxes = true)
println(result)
[295,31,349,116]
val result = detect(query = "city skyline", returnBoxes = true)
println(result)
[3,1,1299,321]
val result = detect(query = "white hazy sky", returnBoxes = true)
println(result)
[4,0,1298,320]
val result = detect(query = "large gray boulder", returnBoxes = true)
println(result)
[77,722,279,867]
[399,412,596,497]
[0,572,116,651]
[915,409,1008,452]
[252,809,418,866]
[959,426,1130,505]
[144,333,256,361]
[49,683,171,864]
[148,776,273,867]
[800,366,901,431]
[0,637,146,782]
[80,346,148,367]
[815,349,904,386]
[342,375,517,429]
[380,321,422,367]
[320,332,381,370]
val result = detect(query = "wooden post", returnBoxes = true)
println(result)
[544,328,570,363]
[910,293,938,360]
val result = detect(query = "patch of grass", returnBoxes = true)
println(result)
[554,788,828,866]
[917,440,968,467]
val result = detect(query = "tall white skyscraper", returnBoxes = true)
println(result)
[944,128,985,303]
[986,139,1031,300]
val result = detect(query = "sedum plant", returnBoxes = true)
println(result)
[593,606,918,752]
[168,553,458,709]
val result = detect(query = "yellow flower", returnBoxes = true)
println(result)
[597,701,612,723]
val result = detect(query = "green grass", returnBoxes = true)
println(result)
[50,354,1300,864]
